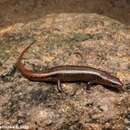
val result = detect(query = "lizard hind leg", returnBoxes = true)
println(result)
[57,80,65,93]
[56,80,77,96]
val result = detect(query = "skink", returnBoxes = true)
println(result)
[16,43,123,92]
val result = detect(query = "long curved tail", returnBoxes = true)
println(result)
[16,41,50,81]
[17,42,34,66]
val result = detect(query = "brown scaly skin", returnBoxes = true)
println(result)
[16,43,123,92]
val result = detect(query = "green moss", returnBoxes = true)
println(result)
[69,33,94,42]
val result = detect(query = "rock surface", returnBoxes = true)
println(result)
[0,1,130,130]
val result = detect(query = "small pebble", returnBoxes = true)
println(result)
[126,84,130,91]
[126,112,130,120]
[125,127,130,130]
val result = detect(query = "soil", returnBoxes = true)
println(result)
[0,1,130,130]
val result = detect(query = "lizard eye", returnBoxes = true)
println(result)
[111,82,116,85]
[97,76,102,80]
[111,82,118,87]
